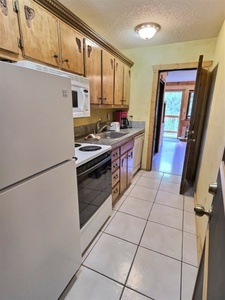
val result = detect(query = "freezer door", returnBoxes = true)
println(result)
[0,161,81,300]
[0,62,75,189]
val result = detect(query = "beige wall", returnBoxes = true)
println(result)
[122,38,216,169]
[195,20,225,249]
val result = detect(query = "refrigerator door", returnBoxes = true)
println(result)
[0,161,81,300]
[0,62,74,190]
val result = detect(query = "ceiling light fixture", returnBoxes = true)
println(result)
[135,22,160,40]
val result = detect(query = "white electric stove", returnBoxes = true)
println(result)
[74,142,112,254]
[74,142,112,167]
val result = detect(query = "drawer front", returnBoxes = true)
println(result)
[112,182,120,203]
[120,140,134,155]
[112,148,120,161]
[112,158,120,172]
[112,169,120,187]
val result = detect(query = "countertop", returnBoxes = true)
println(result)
[76,128,145,149]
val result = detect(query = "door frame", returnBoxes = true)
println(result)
[146,60,213,171]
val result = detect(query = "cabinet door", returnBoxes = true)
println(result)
[120,152,128,194]
[84,39,102,104]
[127,149,133,186]
[102,50,114,105]
[60,22,84,75]
[123,65,131,106]
[114,59,124,105]
[0,0,20,57]
[19,0,59,66]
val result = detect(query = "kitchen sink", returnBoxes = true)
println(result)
[98,131,128,139]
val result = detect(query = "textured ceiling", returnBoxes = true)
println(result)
[58,0,225,50]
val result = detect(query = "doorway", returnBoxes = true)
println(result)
[151,69,197,176]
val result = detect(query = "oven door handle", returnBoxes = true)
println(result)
[77,155,111,178]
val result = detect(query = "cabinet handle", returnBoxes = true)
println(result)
[113,163,118,168]
[87,45,92,58]
[24,5,35,28]
[128,152,133,159]
[110,59,114,69]
[53,54,58,58]
[76,37,81,53]
[64,58,69,63]
[113,174,118,179]
[113,188,118,194]
[113,153,118,157]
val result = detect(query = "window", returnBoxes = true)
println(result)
[186,91,194,119]
[164,91,183,138]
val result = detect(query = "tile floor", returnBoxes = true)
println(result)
[61,170,198,300]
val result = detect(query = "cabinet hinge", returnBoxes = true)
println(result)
[18,38,23,49]
[13,0,19,13]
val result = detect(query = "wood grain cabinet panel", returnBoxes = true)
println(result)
[114,59,124,105]
[102,50,114,105]
[112,182,120,203]
[84,38,102,104]
[19,0,59,66]
[59,22,84,75]
[0,0,20,59]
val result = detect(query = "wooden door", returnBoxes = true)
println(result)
[114,59,124,105]
[84,39,102,104]
[19,0,59,66]
[180,55,209,194]
[0,0,20,58]
[102,50,114,105]
[153,79,165,155]
[193,159,225,299]
[59,22,84,75]
[123,65,131,106]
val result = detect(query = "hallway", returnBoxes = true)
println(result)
[61,169,198,300]
[152,138,186,176]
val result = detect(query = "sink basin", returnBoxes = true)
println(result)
[98,131,128,139]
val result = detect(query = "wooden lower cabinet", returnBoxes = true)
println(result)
[111,140,134,204]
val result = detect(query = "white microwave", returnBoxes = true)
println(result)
[14,61,90,118]
[70,76,90,118]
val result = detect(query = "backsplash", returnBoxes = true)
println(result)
[74,120,145,140]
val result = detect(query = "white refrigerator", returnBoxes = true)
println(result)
[0,62,81,300]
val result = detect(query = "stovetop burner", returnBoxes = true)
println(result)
[75,143,82,147]
[79,145,102,152]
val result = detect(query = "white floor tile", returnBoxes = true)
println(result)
[113,195,127,211]
[182,263,198,300]
[141,221,182,260]
[127,247,181,300]
[155,190,183,210]
[129,185,157,202]
[104,211,146,244]
[119,196,153,219]
[136,176,161,189]
[131,175,140,185]
[63,266,123,300]
[183,232,198,267]
[83,233,137,284]
[160,181,180,194]
[141,170,163,179]
[162,173,181,184]
[183,211,196,234]
[123,184,135,196]
[121,288,150,300]
[149,203,183,230]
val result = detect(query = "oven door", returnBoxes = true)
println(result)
[77,155,112,229]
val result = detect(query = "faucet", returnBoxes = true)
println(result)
[95,119,109,133]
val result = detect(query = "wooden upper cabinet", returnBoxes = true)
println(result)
[84,39,102,104]
[102,50,114,105]
[0,0,20,58]
[59,22,84,75]
[114,59,124,105]
[123,65,131,105]
[19,0,59,66]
